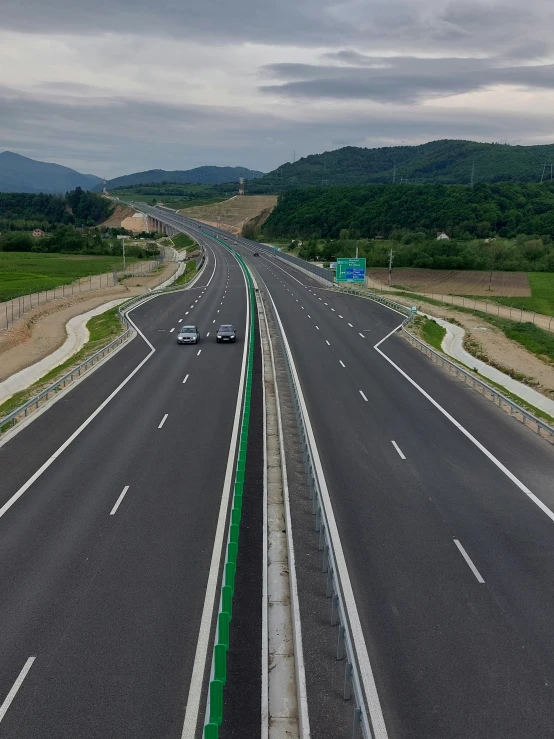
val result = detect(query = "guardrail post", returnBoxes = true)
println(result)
[331,593,339,626]
[352,707,362,739]
[344,661,353,699]
[326,566,334,597]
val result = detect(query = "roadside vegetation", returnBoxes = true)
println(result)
[472,273,554,316]
[172,260,197,287]
[0,252,139,301]
[172,233,197,251]
[0,188,113,232]
[0,305,125,423]
[418,317,446,351]
[110,182,231,209]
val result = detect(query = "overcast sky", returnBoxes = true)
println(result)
[1,0,554,177]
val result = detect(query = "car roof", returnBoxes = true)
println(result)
[180,325,197,331]
[218,325,234,330]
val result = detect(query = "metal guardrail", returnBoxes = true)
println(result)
[401,318,554,443]
[0,254,207,434]
[265,291,376,739]
[339,284,412,316]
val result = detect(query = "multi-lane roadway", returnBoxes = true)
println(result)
[3,204,554,739]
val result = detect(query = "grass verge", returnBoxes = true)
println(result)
[0,305,125,423]
[171,260,197,288]
[418,316,446,351]
[173,233,197,251]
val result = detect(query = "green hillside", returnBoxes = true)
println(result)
[249,140,554,192]
[263,181,554,243]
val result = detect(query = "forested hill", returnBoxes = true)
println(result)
[263,182,554,240]
[100,165,264,190]
[249,140,554,192]
[0,188,113,231]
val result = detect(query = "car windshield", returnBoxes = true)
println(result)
[219,326,234,332]
[180,326,196,332]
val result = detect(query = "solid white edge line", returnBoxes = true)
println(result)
[158,413,168,429]
[359,390,368,402]
[0,656,36,723]
[391,441,406,460]
[453,539,485,583]
[110,485,130,515]
[182,374,189,384]
[0,313,155,521]
[260,290,269,739]
[374,325,554,525]
[261,287,311,737]
[181,237,250,739]
[267,291,389,739]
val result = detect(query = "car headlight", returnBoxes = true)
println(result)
[217,335,222,338]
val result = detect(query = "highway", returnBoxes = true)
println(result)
[0,237,253,738]
[4,201,554,739]
[137,206,554,738]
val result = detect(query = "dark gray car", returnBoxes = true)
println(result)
[177,325,200,344]
[216,325,236,343]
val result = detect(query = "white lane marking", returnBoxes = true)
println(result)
[0,657,36,724]
[220,301,223,305]
[0,312,156,520]
[338,315,343,319]
[454,539,485,583]
[315,325,320,330]
[178,319,183,323]
[181,227,251,739]
[197,349,202,356]
[324,302,328,305]
[110,485,130,515]
[217,310,220,313]
[212,319,216,323]
[318,297,322,301]
[348,323,353,327]
[301,306,305,310]
[185,312,189,315]
[359,390,368,401]
[158,413,168,429]
[296,299,299,302]
[359,333,365,338]
[267,292,389,739]
[339,360,346,368]
[391,441,406,460]
[170,327,175,333]
[190,305,194,308]
[375,323,554,525]
[325,340,330,346]
[182,374,189,384]
[206,332,210,337]
[307,315,311,319]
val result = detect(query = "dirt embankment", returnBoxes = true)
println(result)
[179,195,277,235]
[100,204,135,228]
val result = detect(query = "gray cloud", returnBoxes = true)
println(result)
[2,84,554,177]
[261,57,554,104]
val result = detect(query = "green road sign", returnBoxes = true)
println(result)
[336,258,366,282]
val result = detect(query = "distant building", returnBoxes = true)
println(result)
[436,231,450,240]
[32,229,45,237]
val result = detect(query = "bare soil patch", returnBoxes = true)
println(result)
[368,268,531,297]
[179,195,277,234]
[100,204,135,228]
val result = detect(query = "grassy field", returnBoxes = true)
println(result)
[0,252,135,301]
[419,317,446,350]
[172,233,197,251]
[172,260,197,287]
[479,273,554,316]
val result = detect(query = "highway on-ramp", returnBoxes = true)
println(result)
[0,239,250,738]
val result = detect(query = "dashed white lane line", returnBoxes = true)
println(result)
[110,485,130,515]
[325,340,331,346]
[338,315,343,319]
[301,306,305,310]
[178,319,183,323]
[348,323,353,327]
[182,374,189,384]
[391,441,406,460]
[197,349,202,356]
[0,657,36,724]
[359,390,368,402]
[307,315,311,319]
[217,309,220,313]
[318,297,322,301]
[185,312,189,315]
[453,539,485,583]
[359,333,365,338]
[324,302,328,305]
[339,360,346,368]
[213,319,216,323]
[315,326,320,330]
[170,328,175,333]
[331,308,336,312]
[158,413,169,429]
[206,332,210,337]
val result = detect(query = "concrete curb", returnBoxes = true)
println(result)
[425,314,554,416]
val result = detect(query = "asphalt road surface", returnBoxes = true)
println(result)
[0,239,250,738]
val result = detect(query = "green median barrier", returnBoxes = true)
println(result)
[209,679,224,725]
[231,507,241,527]
[233,493,243,512]
[236,459,246,476]
[227,541,238,566]
[218,611,230,649]
[204,723,218,739]
[225,561,236,593]
[234,480,244,497]
[222,585,233,621]
[235,469,245,486]
[214,643,227,685]
[230,523,239,546]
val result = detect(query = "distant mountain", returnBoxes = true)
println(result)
[247,140,554,192]
[0,151,103,194]
[102,166,264,191]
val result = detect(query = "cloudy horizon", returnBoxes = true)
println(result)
[1,0,554,178]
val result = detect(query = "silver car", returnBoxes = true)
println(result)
[177,325,200,344]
